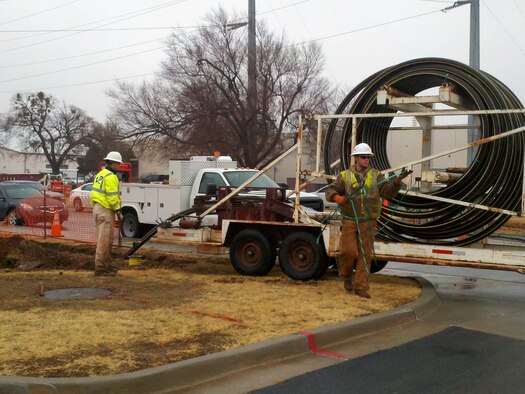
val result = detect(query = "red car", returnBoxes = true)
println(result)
[0,181,68,226]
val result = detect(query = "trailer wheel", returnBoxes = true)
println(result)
[121,212,140,238]
[371,259,388,273]
[279,232,328,280]
[6,210,24,226]
[230,230,276,276]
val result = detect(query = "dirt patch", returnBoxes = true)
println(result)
[0,234,421,378]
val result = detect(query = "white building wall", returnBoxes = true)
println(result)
[0,147,78,174]
[387,128,467,177]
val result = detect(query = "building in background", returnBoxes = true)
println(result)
[0,146,79,179]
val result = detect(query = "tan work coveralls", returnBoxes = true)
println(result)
[325,166,400,291]
[91,167,121,273]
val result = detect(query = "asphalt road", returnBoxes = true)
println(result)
[191,262,525,393]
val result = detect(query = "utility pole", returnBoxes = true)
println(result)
[247,0,257,165]
[468,0,480,164]
[444,0,480,66]
[446,1,480,164]
[469,0,480,69]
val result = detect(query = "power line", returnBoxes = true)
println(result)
[0,2,469,94]
[0,1,310,72]
[289,0,339,85]
[482,0,525,58]
[0,72,155,94]
[0,26,198,33]
[0,45,166,84]
[289,8,444,46]
[0,37,166,69]
[513,0,525,19]
[0,0,81,27]
[0,0,189,50]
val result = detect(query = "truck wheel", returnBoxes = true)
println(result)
[121,213,140,238]
[6,210,24,226]
[73,197,83,211]
[371,259,388,273]
[279,232,328,280]
[230,229,276,276]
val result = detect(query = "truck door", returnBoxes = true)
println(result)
[197,173,227,196]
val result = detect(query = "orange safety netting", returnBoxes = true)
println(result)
[0,192,120,244]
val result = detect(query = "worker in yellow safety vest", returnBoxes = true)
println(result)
[325,143,409,298]
[91,151,123,276]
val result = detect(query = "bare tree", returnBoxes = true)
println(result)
[5,92,95,174]
[77,121,135,177]
[108,8,334,168]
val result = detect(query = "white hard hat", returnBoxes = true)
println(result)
[351,143,374,156]
[104,151,123,163]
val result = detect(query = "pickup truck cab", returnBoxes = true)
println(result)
[192,168,324,212]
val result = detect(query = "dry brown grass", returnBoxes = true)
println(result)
[0,236,421,378]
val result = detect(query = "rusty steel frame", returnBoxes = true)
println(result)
[313,108,525,215]
[376,254,525,274]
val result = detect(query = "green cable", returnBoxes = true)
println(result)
[316,171,409,276]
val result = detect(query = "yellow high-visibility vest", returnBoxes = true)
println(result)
[91,168,121,211]
[340,169,381,219]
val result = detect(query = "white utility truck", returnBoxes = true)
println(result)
[120,153,337,281]
[120,155,324,239]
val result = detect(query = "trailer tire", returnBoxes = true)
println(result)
[279,232,328,280]
[230,229,276,276]
[6,209,24,226]
[371,259,388,273]
[121,212,141,238]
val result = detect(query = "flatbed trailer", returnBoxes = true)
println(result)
[126,85,525,280]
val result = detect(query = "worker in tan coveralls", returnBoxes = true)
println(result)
[325,143,409,298]
[90,151,123,276]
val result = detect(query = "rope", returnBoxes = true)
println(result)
[319,171,402,276]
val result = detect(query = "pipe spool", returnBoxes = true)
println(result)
[324,58,525,246]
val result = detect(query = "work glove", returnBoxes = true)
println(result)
[395,169,413,184]
[334,195,347,205]
[117,211,124,222]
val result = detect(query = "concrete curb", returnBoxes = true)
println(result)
[0,277,439,394]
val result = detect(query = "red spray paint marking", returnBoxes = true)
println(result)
[190,310,243,323]
[298,330,347,360]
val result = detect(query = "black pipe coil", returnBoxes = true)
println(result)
[323,58,525,246]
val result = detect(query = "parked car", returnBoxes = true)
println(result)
[1,180,65,202]
[139,174,169,184]
[70,182,93,211]
[0,182,68,226]
[312,184,337,210]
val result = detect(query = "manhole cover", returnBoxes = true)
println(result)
[44,288,112,300]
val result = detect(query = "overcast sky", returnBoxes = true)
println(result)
[0,0,524,126]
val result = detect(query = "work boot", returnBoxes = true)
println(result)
[343,278,353,292]
[354,289,371,299]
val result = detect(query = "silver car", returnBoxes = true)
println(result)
[312,185,337,210]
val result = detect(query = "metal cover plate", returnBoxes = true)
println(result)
[44,288,112,300]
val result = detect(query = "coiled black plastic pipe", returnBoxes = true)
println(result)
[324,58,525,246]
